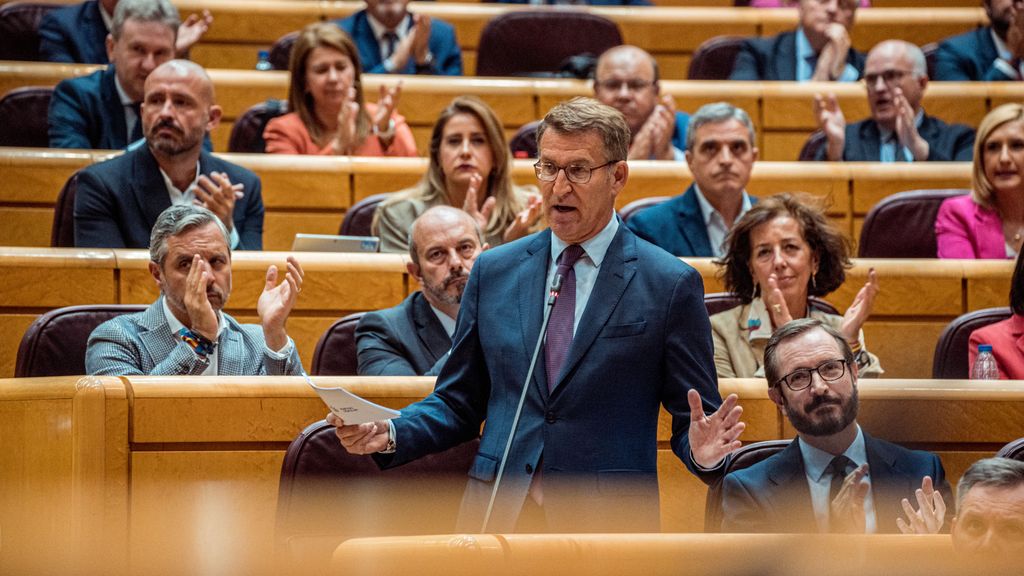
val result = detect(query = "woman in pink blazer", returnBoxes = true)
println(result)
[968,248,1024,379]
[936,103,1024,259]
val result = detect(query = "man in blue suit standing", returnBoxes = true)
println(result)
[330,97,745,533]
[627,102,757,258]
[721,319,951,534]
[934,0,1024,81]
[335,0,462,76]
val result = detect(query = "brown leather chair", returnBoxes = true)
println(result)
[227,99,288,153]
[618,196,670,224]
[703,292,839,318]
[51,171,79,247]
[509,120,541,159]
[996,437,1024,461]
[798,130,828,161]
[703,439,791,532]
[269,31,297,71]
[339,193,392,237]
[475,11,621,77]
[0,2,58,61]
[688,36,746,80]
[0,86,52,147]
[858,189,968,258]
[311,312,366,376]
[275,419,479,571]
[15,304,147,377]
[932,307,1013,379]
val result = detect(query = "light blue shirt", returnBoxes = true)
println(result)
[795,27,859,83]
[546,214,619,335]
[693,185,753,258]
[878,109,924,163]
[797,424,878,533]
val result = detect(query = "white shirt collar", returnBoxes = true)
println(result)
[99,2,114,32]
[549,213,619,268]
[114,74,134,107]
[798,424,867,483]
[992,28,1013,61]
[158,161,202,205]
[160,295,225,338]
[429,304,457,338]
[366,12,411,43]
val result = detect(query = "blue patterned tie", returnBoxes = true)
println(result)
[545,245,585,391]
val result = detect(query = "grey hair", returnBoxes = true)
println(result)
[111,0,180,41]
[685,102,756,152]
[956,457,1024,512]
[407,206,485,266]
[536,97,629,164]
[149,205,231,266]
[870,40,927,79]
[763,318,854,388]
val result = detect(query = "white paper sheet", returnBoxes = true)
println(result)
[304,374,401,425]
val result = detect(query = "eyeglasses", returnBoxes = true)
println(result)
[594,79,654,93]
[774,358,848,392]
[864,69,912,87]
[533,160,618,184]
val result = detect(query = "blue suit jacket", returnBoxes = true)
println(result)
[626,184,756,257]
[374,224,722,533]
[729,30,865,81]
[356,291,450,377]
[49,66,127,150]
[812,114,976,162]
[934,26,1015,81]
[38,0,109,64]
[721,433,951,533]
[335,11,463,76]
[74,144,264,250]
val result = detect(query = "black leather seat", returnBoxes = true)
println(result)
[932,307,1013,379]
[858,189,968,258]
[618,196,670,224]
[0,86,53,147]
[798,130,828,161]
[15,304,147,377]
[311,312,366,376]
[688,36,746,80]
[227,99,288,153]
[0,2,58,61]
[269,31,298,71]
[475,11,621,77]
[704,439,791,532]
[339,193,392,237]
[996,437,1024,461]
[509,120,541,159]
[51,171,79,247]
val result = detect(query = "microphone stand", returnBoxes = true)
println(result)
[480,273,564,533]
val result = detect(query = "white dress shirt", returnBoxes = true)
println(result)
[693,185,752,257]
[157,162,241,249]
[545,215,620,335]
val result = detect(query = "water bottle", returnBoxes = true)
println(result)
[971,344,1000,380]
[255,50,273,72]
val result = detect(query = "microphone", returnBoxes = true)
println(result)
[481,271,563,533]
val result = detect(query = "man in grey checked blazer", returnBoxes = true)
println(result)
[86,205,305,376]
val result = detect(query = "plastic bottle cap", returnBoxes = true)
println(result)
[978,344,993,353]
[258,50,270,58]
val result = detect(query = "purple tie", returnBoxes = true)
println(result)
[545,244,585,390]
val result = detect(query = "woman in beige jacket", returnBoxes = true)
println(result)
[711,193,883,378]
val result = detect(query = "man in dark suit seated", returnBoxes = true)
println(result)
[934,0,1024,81]
[334,0,462,76]
[38,0,211,65]
[951,457,1024,554]
[329,97,746,533]
[86,204,303,376]
[811,40,975,162]
[626,102,757,257]
[730,0,865,82]
[722,318,951,534]
[74,60,264,250]
[356,206,486,377]
[592,45,690,161]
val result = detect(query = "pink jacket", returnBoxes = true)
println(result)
[969,314,1024,380]
[935,194,1008,259]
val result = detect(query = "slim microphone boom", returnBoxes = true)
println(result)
[480,271,564,533]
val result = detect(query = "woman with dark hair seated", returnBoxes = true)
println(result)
[712,193,883,378]
[968,248,1024,379]
[263,22,417,157]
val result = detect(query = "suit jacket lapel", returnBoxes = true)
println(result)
[217,319,245,375]
[519,231,552,398]
[551,224,637,395]
[137,298,179,370]
[860,121,882,162]
[355,12,383,70]
[777,32,798,81]
[132,146,173,232]
[412,291,452,361]
[676,185,714,256]
[101,67,129,149]
[766,440,818,531]
[865,433,905,532]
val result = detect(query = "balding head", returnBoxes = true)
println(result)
[407,206,486,318]
[863,40,928,129]
[142,60,221,158]
[146,60,216,105]
[867,40,927,79]
[593,45,660,136]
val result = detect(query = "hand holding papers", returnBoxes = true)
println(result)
[304,373,400,425]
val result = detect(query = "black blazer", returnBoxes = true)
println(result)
[729,30,865,81]
[38,0,109,64]
[74,144,264,250]
[812,114,976,162]
[49,66,127,150]
[355,291,451,376]
[934,26,1013,81]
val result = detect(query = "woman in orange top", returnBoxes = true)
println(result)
[263,22,417,157]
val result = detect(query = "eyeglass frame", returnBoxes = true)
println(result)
[533,159,620,184]
[772,358,849,392]
[863,68,915,88]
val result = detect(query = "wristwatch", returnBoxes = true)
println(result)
[414,51,434,73]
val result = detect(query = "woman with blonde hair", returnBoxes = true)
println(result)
[263,22,417,157]
[937,103,1024,258]
[373,96,542,253]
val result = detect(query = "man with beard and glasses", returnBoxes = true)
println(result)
[720,318,950,534]
[935,0,1024,81]
[86,204,304,376]
[74,60,264,250]
[355,206,486,376]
